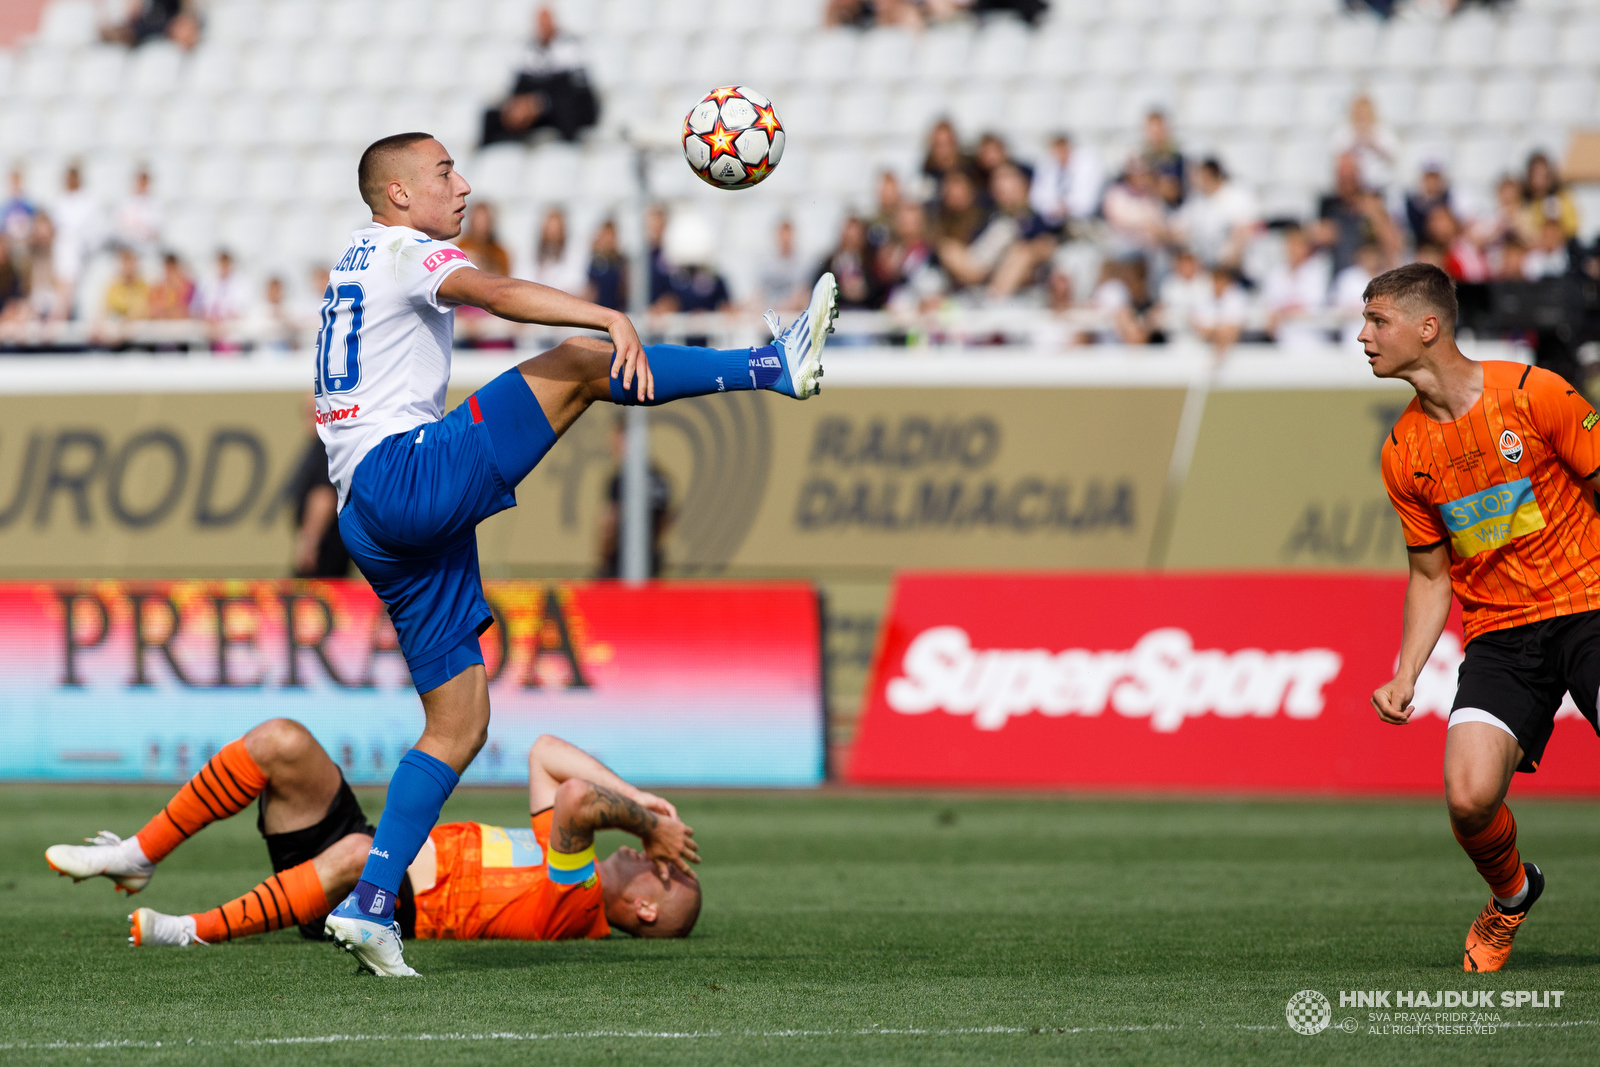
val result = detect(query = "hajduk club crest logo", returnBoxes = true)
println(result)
[1285,990,1332,1035]
[1499,429,1524,463]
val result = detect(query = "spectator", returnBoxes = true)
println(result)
[101,0,201,50]
[1522,219,1571,279]
[1262,223,1333,348]
[866,171,904,248]
[113,168,162,256]
[1101,159,1168,260]
[0,238,23,316]
[480,7,598,146]
[1476,175,1527,255]
[146,252,193,319]
[1171,157,1258,269]
[52,164,102,312]
[645,204,672,306]
[1404,162,1460,249]
[520,208,587,295]
[1,168,36,253]
[932,170,988,247]
[655,213,731,315]
[26,212,62,321]
[1424,204,1490,282]
[1316,152,1400,275]
[973,132,1030,205]
[757,219,809,313]
[101,246,149,321]
[921,119,975,193]
[585,219,629,312]
[1155,248,1212,344]
[243,276,301,352]
[597,416,672,579]
[288,411,351,579]
[1140,110,1184,197]
[819,216,884,310]
[1029,133,1104,233]
[878,202,945,313]
[1091,259,1153,345]
[1332,242,1383,347]
[194,250,248,322]
[1495,235,1528,282]
[825,0,924,29]
[1520,151,1579,243]
[1331,94,1399,193]
[940,163,1054,299]
[1193,267,1250,351]
[456,203,511,275]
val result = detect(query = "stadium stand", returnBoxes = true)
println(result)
[0,0,1595,352]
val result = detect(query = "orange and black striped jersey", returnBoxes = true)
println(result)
[1382,361,1600,643]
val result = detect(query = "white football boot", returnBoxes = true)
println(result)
[45,831,155,895]
[129,907,206,948]
[324,894,420,977]
[764,271,838,400]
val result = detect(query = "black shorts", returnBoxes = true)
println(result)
[1453,610,1600,773]
[257,775,413,940]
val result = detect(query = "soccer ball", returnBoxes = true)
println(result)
[682,86,784,189]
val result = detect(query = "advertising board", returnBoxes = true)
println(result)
[0,579,824,787]
[847,573,1600,793]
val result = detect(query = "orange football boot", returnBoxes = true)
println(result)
[1464,862,1544,973]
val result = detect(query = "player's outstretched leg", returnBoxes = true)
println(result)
[1445,722,1539,972]
[45,735,269,895]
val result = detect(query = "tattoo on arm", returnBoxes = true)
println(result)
[554,781,657,853]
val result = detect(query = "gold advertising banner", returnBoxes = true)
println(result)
[475,387,1190,577]
[1162,386,1417,571]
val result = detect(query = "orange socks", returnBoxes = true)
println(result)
[191,860,329,943]
[135,739,267,863]
[1453,803,1527,900]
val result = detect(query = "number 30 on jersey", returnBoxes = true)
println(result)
[315,283,365,395]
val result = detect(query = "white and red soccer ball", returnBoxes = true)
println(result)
[682,86,785,189]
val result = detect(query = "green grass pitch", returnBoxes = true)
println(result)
[2,785,1598,1065]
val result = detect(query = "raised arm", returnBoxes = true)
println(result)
[436,268,652,400]
[1371,541,1453,725]
[530,735,697,881]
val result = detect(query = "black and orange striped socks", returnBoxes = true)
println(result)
[191,860,329,943]
[1453,803,1528,906]
[134,739,267,863]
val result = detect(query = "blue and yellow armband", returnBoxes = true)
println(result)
[547,845,597,886]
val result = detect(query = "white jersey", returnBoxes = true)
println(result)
[314,223,473,508]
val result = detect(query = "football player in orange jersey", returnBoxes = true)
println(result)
[1365,262,1600,972]
[45,721,700,969]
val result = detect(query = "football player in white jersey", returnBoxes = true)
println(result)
[318,132,837,975]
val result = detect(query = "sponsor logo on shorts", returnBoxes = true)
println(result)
[423,247,468,272]
[1498,429,1523,463]
[315,404,360,425]
[885,625,1343,732]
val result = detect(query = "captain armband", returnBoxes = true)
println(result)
[547,844,597,886]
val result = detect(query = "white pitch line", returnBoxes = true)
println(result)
[0,1024,1186,1051]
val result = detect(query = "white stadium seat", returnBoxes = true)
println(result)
[408,40,466,94]
[1216,133,1272,187]
[1163,0,1224,18]
[1180,78,1241,135]
[1535,72,1597,125]
[1556,16,1600,68]
[1005,85,1067,138]
[744,35,800,86]
[325,96,381,149]
[204,1,263,46]
[914,26,973,84]
[99,97,158,152]
[951,84,1005,134]
[1148,22,1204,77]
[431,0,491,40]
[771,0,824,32]
[467,143,530,201]
[126,40,183,97]
[577,145,637,203]
[1240,75,1298,132]
[856,28,915,83]
[18,45,69,100]
[183,44,239,96]
[492,0,540,37]
[1376,17,1437,72]
[801,30,858,85]
[1497,15,1555,68]
[1027,29,1085,79]
[1454,133,1513,188]
[353,38,409,93]
[381,0,435,40]
[156,97,215,150]
[42,100,96,154]
[1202,19,1261,75]
[72,46,126,101]
[635,32,690,87]
[1084,23,1143,76]
[37,0,97,48]
[465,39,522,98]
[1260,17,1320,74]
[836,84,893,137]
[306,148,357,206]
[1065,82,1122,135]
[1272,133,1331,192]
[190,151,247,204]
[711,0,769,35]
[1323,17,1381,73]
[972,19,1033,80]
[380,92,442,140]
[242,44,299,96]
[216,97,272,151]
[1416,73,1476,131]
[1438,11,1498,72]
[0,50,12,96]
[263,0,322,44]
[221,207,275,256]
[297,40,355,95]
[1295,72,1354,130]
[1366,73,1418,129]
[1478,74,1537,128]
[888,83,946,138]
[527,144,582,196]
[433,99,483,151]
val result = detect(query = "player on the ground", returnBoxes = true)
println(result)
[44,722,701,947]
[314,132,832,974]
[1366,262,1600,972]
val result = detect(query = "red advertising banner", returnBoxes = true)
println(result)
[847,573,1600,793]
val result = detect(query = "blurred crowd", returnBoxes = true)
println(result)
[798,98,1596,349]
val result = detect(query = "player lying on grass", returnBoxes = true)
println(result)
[1365,262,1600,972]
[316,131,832,975]
[44,720,701,954]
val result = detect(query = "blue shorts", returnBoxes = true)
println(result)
[339,367,558,695]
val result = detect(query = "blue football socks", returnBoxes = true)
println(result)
[609,344,782,405]
[346,748,459,922]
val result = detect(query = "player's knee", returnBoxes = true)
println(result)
[529,734,558,768]
[325,833,372,886]
[1444,784,1499,834]
[244,718,318,770]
